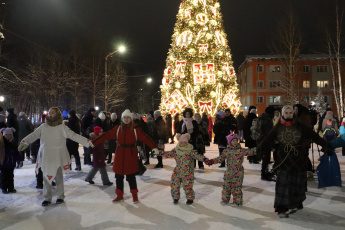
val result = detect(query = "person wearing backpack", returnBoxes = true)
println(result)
[243,106,259,164]
[323,120,338,143]
[256,106,275,181]
[92,109,159,203]
[322,110,339,135]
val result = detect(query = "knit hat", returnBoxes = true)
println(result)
[93,126,102,135]
[62,110,69,119]
[121,109,133,120]
[111,113,117,120]
[282,105,293,115]
[6,108,14,114]
[250,109,257,114]
[0,127,16,135]
[176,133,190,143]
[226,132,239,145]
[217,110,224,117]
[98,112,106,120]
[326,119,333,126]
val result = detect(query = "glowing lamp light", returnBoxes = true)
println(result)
[95,106,99,111]
[147,78,153,83]
[0,95,4,102]
[43,111,48,115]
[118,45,126,53]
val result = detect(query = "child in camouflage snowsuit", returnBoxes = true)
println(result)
[159,133,209,205]
[208,132,256,206]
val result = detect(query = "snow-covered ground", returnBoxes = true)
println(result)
[1,143,344,230]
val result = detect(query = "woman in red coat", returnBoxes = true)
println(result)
[93,109,158,203]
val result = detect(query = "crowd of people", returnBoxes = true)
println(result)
[0,103,343,218]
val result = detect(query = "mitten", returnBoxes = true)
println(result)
[18,141,29,152]
[88,141,95,148]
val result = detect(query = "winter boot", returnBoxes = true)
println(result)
[130,189,139,203]
[75,165,81,171]
[112,189,124,202]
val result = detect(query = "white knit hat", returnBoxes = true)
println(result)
[111,113,117,120]
[98,112,106,120]
[282,105,293,116]
[121,109,133,120]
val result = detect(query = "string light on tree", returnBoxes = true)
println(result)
[159,0,241,116]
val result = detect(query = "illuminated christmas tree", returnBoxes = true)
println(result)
[159,0,241,116]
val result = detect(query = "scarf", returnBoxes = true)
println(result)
[46,115,63,127]
[175,143,193,156]
[280,117,294,127]
[182,118,194,134]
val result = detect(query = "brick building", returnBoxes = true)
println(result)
[237,54,345,116]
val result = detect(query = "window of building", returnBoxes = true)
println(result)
[270,81,281,88]
[303,81,310,88]
[303,96,310,103]
[317,65,328,72]
[317,81,329,88]
[269,96,281,103]
[257,80,264,88]
[257,65,264,73]
[270,65,281,72]
[303,65,310,72]
[257,96,264,103]
[289,65,295,73]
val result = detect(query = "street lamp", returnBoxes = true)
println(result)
[152,90,160,111]
[95,106,99,111]
[0,95,4,102]
[105,45,126,112]
[147,77,152,83]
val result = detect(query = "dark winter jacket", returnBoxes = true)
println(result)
[17,115,33,142]
[152,116,168,144]
[0,114,6,129]
[176,119,199,148]
[165,114,173,138]
[223,114,238,133]
[6,113,19,143]
[81,109,94,137]
[258,121,328,172]
[243,113,257,148]
[107,118,121,154]
[91,118,104,132]
[236,114,245,130]
[213,117,230,147]
[0,138,21,169]
[66,115,81,150]
[195,120,210,154]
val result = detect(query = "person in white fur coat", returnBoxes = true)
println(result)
[18,107,94,206]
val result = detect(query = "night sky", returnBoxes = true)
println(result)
[3,0,333,91]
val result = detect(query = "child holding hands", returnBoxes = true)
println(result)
[207,132,255,206]
[159,133,209,205]
[85,126,113,186]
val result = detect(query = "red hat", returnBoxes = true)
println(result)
[94,126,103,135]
